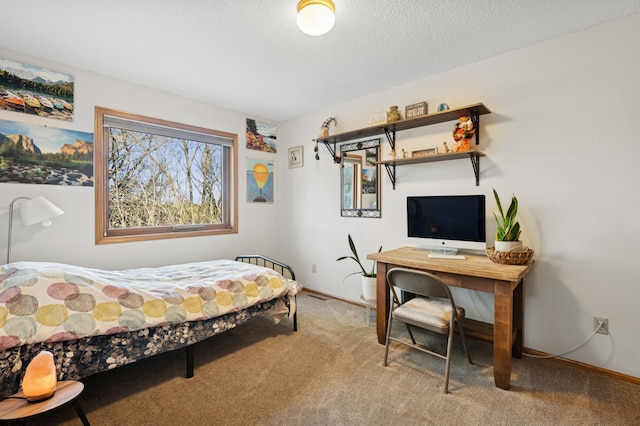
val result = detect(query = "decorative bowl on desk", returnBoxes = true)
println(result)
[486,246,534,265]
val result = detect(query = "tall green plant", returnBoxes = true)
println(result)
[336,234,382,278]
[492,189,521,242]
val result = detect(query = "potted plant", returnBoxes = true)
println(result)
[492,188,523,252]
[336,234,382,301]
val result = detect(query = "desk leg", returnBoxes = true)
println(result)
[512,279,524,358]
[493,281,514,390]
[375,262,390,345]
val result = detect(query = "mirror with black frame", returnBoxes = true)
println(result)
[340,138,381,218]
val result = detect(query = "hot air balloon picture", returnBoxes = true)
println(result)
[247,157,274,203]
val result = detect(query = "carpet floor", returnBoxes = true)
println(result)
[27,291,639,425]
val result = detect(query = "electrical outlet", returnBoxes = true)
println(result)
[312,264,317,273]
[594,317,609,335]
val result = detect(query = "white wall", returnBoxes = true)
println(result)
[278,14,640,378]
[0,48,282,269]
[2,13,638,379]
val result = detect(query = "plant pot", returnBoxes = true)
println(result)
[361,276,377,302]
[494,240,523,252]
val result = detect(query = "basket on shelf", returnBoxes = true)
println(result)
[486,246,534,265]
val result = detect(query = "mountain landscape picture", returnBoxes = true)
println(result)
[0,57,74,121]
[0,118,93,186]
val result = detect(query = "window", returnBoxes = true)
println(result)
[95,107,237,244]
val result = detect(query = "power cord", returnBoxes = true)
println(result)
[468,290,606,360]
[523,321,605,359]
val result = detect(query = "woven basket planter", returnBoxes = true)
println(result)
[486,246,534,265]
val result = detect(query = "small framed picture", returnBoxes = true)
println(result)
[369,112,387,125]
[405,102,428,119]
[411,147,438,158]
[288,146,304,168]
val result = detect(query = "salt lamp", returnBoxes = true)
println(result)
[22,350,57,402]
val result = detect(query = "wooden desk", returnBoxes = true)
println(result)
[367,246,534,390]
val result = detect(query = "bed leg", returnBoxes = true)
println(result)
[186,345,194,378]
[293,295,298,332]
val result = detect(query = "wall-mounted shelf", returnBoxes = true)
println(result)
[313,102,491,189]
[376,150,485,188]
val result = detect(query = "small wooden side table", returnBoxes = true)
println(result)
[0,380,90,425]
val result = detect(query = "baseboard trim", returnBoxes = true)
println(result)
[522,347,639,385]
[302,288,374,309]
[301,288,639,385]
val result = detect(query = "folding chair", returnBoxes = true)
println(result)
[383,267,472,393]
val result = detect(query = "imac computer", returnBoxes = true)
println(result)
[407,195,486,257]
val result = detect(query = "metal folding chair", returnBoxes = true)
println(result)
[383,267,472,393]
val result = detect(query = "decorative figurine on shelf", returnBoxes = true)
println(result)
[318,117,337,138]
[401,148,407,158]
[391,149,397,159]
[387,106,402,122]
[442,141,450,153]
[316,117,336,161]
[452,115,475,152]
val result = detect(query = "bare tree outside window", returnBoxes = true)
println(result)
[95,107,238,244]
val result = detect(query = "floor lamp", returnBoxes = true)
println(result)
[6,196,64,264]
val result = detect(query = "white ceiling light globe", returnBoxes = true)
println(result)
[297,1,336,36]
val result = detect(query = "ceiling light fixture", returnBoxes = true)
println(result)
[297,0,336,36]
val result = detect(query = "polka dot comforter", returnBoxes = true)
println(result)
[0,259,299,351]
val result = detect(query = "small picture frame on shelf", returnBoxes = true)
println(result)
[411,147,438,158]
[288,146,304,168]
[405,102,428,119]
[369,112,387,125]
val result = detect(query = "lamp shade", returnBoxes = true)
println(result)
[297,0,335,36]
[18,196,64,227]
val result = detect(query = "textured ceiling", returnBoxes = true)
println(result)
[1,0,639,122]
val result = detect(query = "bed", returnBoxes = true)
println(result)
[0,255,300,399]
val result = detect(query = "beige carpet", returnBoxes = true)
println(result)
[31,292,639,425]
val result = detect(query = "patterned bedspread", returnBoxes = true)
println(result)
[0,260,299,351]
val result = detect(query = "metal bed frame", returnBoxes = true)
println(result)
[184,255,298,377]
[234,255,298,331]
[1,256,299,397]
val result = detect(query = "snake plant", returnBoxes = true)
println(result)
[493,189,521,242]
[336,234,382,278]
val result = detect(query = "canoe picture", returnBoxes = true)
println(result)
[0,57,74,121]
